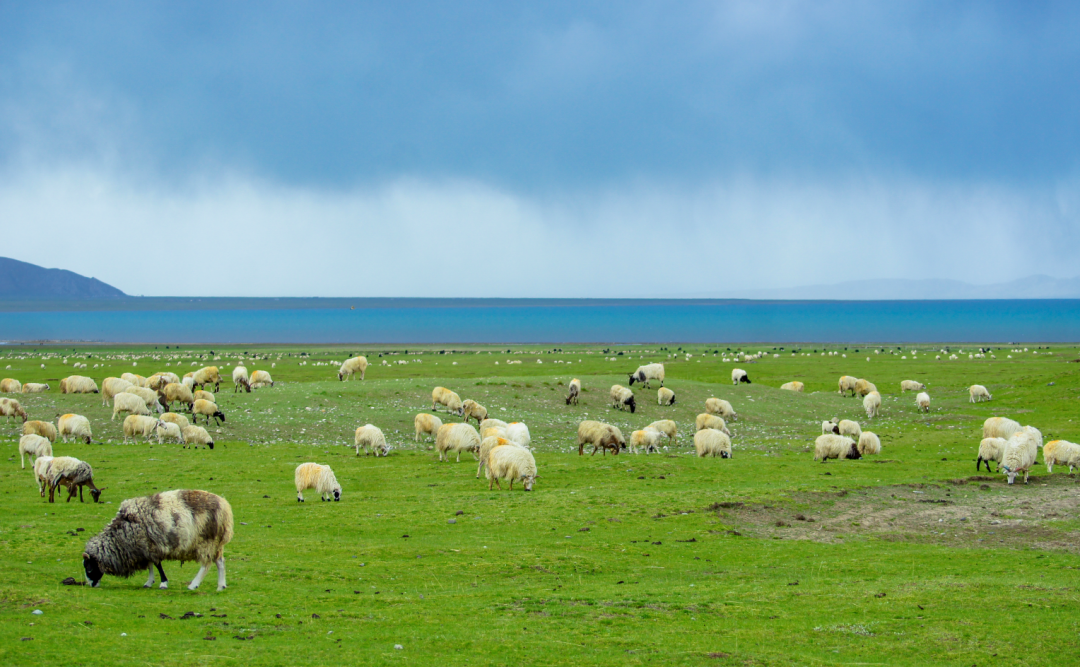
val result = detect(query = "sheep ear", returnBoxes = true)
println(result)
[82,553,89,560]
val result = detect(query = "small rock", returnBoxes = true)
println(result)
[121,633,127,637]
[394,644,404,650]
[31,610,43,615]
[447,518,456,524]
[455,510,464,515]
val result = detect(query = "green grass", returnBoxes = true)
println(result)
[1,343,1079,665]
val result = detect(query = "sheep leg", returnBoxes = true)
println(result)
[144,566,156,588]
[20,453,25,469]
[297,491,304,502]
[157,563,168,589]
[215,557,226,591]
[188,563,210,590]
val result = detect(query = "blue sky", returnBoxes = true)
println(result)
[1,2,1078,296]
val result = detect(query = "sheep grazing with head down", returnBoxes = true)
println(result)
[838,376,858,396]
[435,423,481,462]
[60,375,98,394]
[486,444,537,491]
[414,413,443,443]
[249,370,274,389]
[192,399,225,426]
[628,363,665,388]
[191,366,221,392]
[232,365,250,393]
[295,462,341,502]
[33,456,54,497]
[901,380,926,393]
[577,420,625,456]
[21,382,50,393]
[479,418,509,433]
[694,428,732,458]
[101,377,136,406]
[476,435,525,478]
[983,417,1022,441]
[0,397,28,423]
[1044,440,1080,474]
[194,390,215,404]
[155,421,184,444]
[705,398,737,421]
[161,412,190,430]
[814,434,861,462]
[976,437,1009,472]
[647,419,677,444]
[1,378,22,393]
[658,387,676,406]
[113,392,152,421]
[121,372,147,388]
[565,378,581,405]
[1001,430,1040,485]
[354,424,389,456]
[123,415,163,443]
[915,392,931,413]
[47,456,103,503]
[431,386,464,416]
[609,385,636,413]
[159,383,195,413]
[338,355,368,381]
[695,413,731,436]
[731,368,750,385]
[863,391,882,419]
[780,381,804,392]
[630,427,665,454]
[461,399,488,425]
[857,431,881,457]
[838,419,862,441]
[125,386,166,413]
[19,434,52,469]
[969,385,992,403]
[58,414,92,444]
[821,420,840,435]
[181,425,215,450]
[146,373,176,392]
[506,422,531,448]
[855,379,877,398]
[23,420,57,442]
[83,489,233,591]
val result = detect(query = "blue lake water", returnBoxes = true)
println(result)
[1,300,1077,343]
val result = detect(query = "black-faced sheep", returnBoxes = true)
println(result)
[731,368,751,385]
[58,413,92,444]
[814,434,861,462]
[694,428,732,458]
[295,462,341,502]
[609,384,636,413]
[192,399,225,426]
[354,424,389,456]
[576,420,625,456]
[658,387,676,406]
[628,363,665,388]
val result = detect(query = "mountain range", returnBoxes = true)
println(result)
[0,257,126,299]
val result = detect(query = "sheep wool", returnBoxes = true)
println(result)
[983,417,1022,441]
[435,423,481,462]
[486,444,537,491]
[60,375,98,394]
[838,419,862,441]
[628,363,665,388]
[647,419,677,444]
[630,428,665,454]
[124,386,164,412]
[181,425,215,449]
[414,413,443,442]
[295,463,341,502]
[1044,440,1080,474]
[731,368,750,385]
[694,428,732,458]
[1,397,28,423]
[576,420,625,456]
[156,421,184,444]
[431,387,464,416]
[821,420,840,435]
[338,356,368,381]
[855,379,877,398]
[19,434,52,469]
[863,391,882,419]
[191,366,221,392]
[705,397,737,421]
[565,378,581,405]
[232,366,251,393]
[354,424,389,456]
[779,381,804,392]
[83,489,233,591]
[161,412,190,430]
[249,370,274,389]
[159,383,195,412]
[609,384,636,413]
[838,376,858,396]
[21,382,50,393]
[58,414,92,444]
[814,434,861,462]
[123,415,162,442]
[23,420,57,442]
[476,436,524,478]
[0,378,22,393]
[969,385,992,403]
[479,418,509,432]
[47,456,102,503]
[857,431,881,457]
[194,390,215,404]
[101,377,136,405]
[901,380,926,393]
[192,399,226,426]
[976,437,1010,473]
[121,372,147,388]
[1001,435,1038,485]
[658,387,676,405]
[695,413,730,436]
[113,392,152,421]
[915,392,931,413]
[33,456,54,497]
[461,399,489,425]
[506,422,532,448]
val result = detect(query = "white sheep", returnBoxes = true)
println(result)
[159,383,195,412]
[156,421,184,444]
[821,420,840,435]
[46,456,103,503]
[461,399,488,425]
[354,424,389,456]
[125,386,165,413]
[577,420,625,456]
[0,397,28,423]
[629,428,665,454]
[19,434,52,469]
[838,419,862,441]
[857,431,881,457]
[338,356,368,381]
[192,399,226,426]
[0,378,22,393]
[705,398,737,421]
[33,456,54,497]
[1044,440,1080,474]
[476,435,525,479]
[479,418,509,432]
[647,419,676,444]
[1001,432,1039,485]
[249,370,274,389]
[901,380,926,392]
[838,376,858,396]
[23,420,57,442]
[181,425,215,449]
[121,372,147,387]
[21,382,50,393]
[863,391,882,419]
[435,423,481,462]
[628,363,665,388]
[295,462,341,502]
[431,387,464,416]
[694,428,732,458]
[657,387,676,405]
[983,417,1022,441]
[60,375,98,394]
[161,412,190,430]
[232,365,250,393]
[565,378,581,405]
[976,437,1009,472]
[506,422,531,448]
[695,413,731,436]
[414,413,443,442]
[101,377,136,405]
[855,379,876,397]
[123,415,162,442]
[609,385,636,413]
[485,444,537,491]
[969,385,992,402]
[113,392,152,421]
[814,434,861,462]
[915,392,930,413]
[58,414,92,444]
[194,389,215,404]
[731,368,750,385]
[191,366,221,392]
[779,381,804,392]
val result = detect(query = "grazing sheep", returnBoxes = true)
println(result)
[901,380,926,393]
[695,413,731,436]
[19,434,52,468]
[112,392,152,421]
[192,399,225,426]
[915,392,931,413]
[82,489,233,591]
[159,383,195,412]
[124,386,165,413]
[486,445,538,491]
[354,424,389,456]
[0,378,22,393]
[194,390,215,404]
[780,381,804,392]
[33,456,54,497]
[161,412,190,430]
[731,368,750,385]
[435,423,481,462]
[481,426,507,441]
[123,415,162,442]
[23,420,57,442]
[609,384,636,413]
[181,376,195,390]
[232,366,250,393]
[630,428,665,454]
[47,456,103,503]
[838,376,858,396]
[854,379,877,398]
[864,391,882,419]
[1001,433,1038,485]
[506,422,531,448]
[983,417,1022,441]
[647,419,677,444]
[476,436,525,479]
[155,421,183,444]
[1044,440,1080,474]
[857,431,881,457]
[814,434,861,462]
[461,399,489,425]
[628,363,665,388]
[0,397,28,423]
[121,372,147,387]
[431,387,464,416]
[565,378,581,405]
[146,373,175,391]
[577,420,625,456]
[414,413,443,442]
[21,382,49,393]
[295,463,341,502]
[60,375,98,394]
[821,420,840,435]
[976,437,1010,472]
[58,414,92,444]
[479,418,509,432]
[338,356,368,381]
[101,377,136,405]
[969,385,992,402]
[694,428,732,458]
[657,387,676,405]
[838,419,862,441]
[705,398,737,421]
[249,370,274,389]
[181,425,215,449]
[192,366,221,392]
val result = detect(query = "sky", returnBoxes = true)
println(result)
[1,1,1078,297]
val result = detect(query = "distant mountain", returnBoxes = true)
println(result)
[724,275,1080,300]
[0,257,126,299]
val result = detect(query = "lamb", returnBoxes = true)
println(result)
[864,391,882,419]
[414,413,443,442]
[976,437,1009,472]
[814,434,861,462]
[21,382,50,393]
[161,412,190,430]
[354,424,389,456]
[191,366,221,392]
[731,368,750,385]
[983,417,1022,441]
[0,397,28,422]
[854,379,877,398]
[565,378,581,405]
[705,398,737,421]
[23,420,57,442]
[695,413,731,436]
[101,377,136,405]
[33,456,54,497]
[58,414,92,444]
[857,431,881,456]
[486,444,538,491]
[83,489,233,591]
[194,390,215,404]
[192,399,226,426]
[461,399,489,425]
[338,356,368,381]
[647,419,677,444]
[60,375,98,394]
[506,422,531,448]
[821,420,840,435]
[1,378,22,392]
[610,384,636,413]
[121,372,147,388]
[1044,440,1080,474]
[232,365,251,393]
[915,392,931,413]
[112,392,152,420]
[838,376,858,396]
[628,363,665,388]
[629,428,665,454]
[47,456,103,503]
[1001,433,1039,485]
[431,386,464,416]
[838,419,862,441]
[901,380,926,393]
[657,387,676,405]
[476,435,525,478]
[576,420,625,456]
[249,370,274,389]
[19,434,52,468]
[694,428,732,458]
[181,425,215,449]
[779,381,804,392]
[969,385,992,402]
[155,421,184,444]
[435,422,481,462]
[159,383,195,412]
[123,415,162,442]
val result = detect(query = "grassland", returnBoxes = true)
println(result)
[1,342,1078,665]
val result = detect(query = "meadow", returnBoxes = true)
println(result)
[1,342,1078,666]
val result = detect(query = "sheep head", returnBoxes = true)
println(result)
[83,552,103,587]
